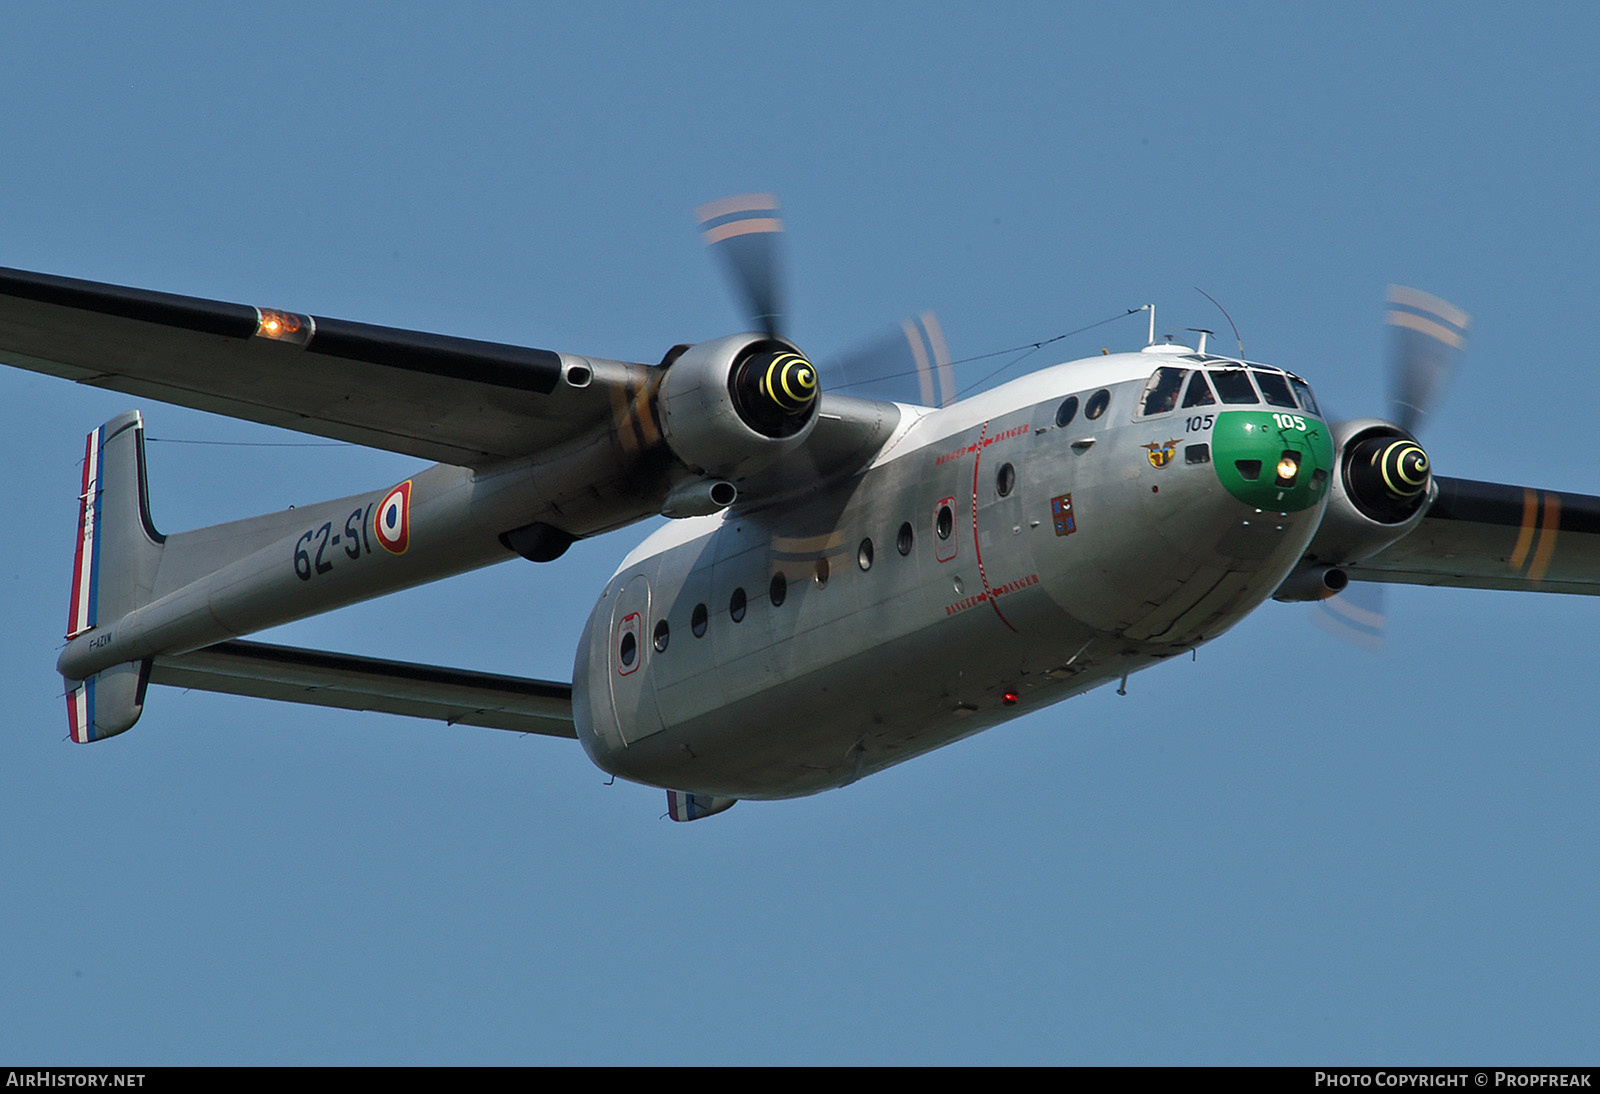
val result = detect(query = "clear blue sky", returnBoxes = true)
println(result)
[3,2,1597,1064]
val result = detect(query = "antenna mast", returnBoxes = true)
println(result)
[1195,287,1244,358]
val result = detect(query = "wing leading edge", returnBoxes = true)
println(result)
[0,266,655,468]
[1348,476,1600,595]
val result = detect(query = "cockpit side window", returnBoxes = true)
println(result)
[1139,367,1187,416]
[1210,368,1259,405]
[1289,377,1320,416]
[1252,370,1298,409]
[1181,371,1217,408]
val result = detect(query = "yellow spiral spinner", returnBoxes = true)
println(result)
[1379,440,1429,498]
[760,352,817,413]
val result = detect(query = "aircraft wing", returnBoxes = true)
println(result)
[150,639,577,738]
[0,266,655,468]
[1347,476,1600,594]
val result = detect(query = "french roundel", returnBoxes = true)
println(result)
[374,480,412,555]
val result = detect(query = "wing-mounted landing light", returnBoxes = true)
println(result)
[253,307,314,347]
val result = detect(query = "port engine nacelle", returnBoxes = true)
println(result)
[1303,417,1434,565]
[656,333,820,482]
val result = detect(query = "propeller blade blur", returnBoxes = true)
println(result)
[697,193,786,339]
[1313,580,1386,651]
[819,311,954,406]
[1387,284,1470,437]
[1310,286,1469,647]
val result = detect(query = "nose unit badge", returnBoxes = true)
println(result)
[1143,438,1181,469]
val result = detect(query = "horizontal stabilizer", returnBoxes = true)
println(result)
[150,639,576,738]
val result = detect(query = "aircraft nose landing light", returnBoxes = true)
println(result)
[1212,411,1334,512]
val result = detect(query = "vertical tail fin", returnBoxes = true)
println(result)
[64,411,163,742]
[665,790,737,822]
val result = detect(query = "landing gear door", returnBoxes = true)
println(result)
[609,572,664,745]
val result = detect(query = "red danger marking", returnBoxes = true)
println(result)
[374,480,412,555]
[934,422,1030,466]
[944,573,1040,616]
[968,419,1019,633]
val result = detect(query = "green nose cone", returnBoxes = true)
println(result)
[1211,411,1334,512]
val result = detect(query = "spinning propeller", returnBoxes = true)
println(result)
[697,193,955,408]
[1388,284,1472,437]
[1315,286,1472,648]
[696,194,788,339]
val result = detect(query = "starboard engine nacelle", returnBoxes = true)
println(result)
[1303,417,1434,565]
[656,333,819,481]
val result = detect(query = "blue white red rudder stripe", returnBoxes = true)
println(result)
[62,412,162,743]
[666,790,738,822]
[67,425,103,643]
[66,425,105,742]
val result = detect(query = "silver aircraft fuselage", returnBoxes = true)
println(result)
[574,344,1333,799]
[11,253,1565,815]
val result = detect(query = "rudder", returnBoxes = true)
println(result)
[64,411,163,742]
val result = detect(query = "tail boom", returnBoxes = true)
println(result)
[55,404,669,741]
